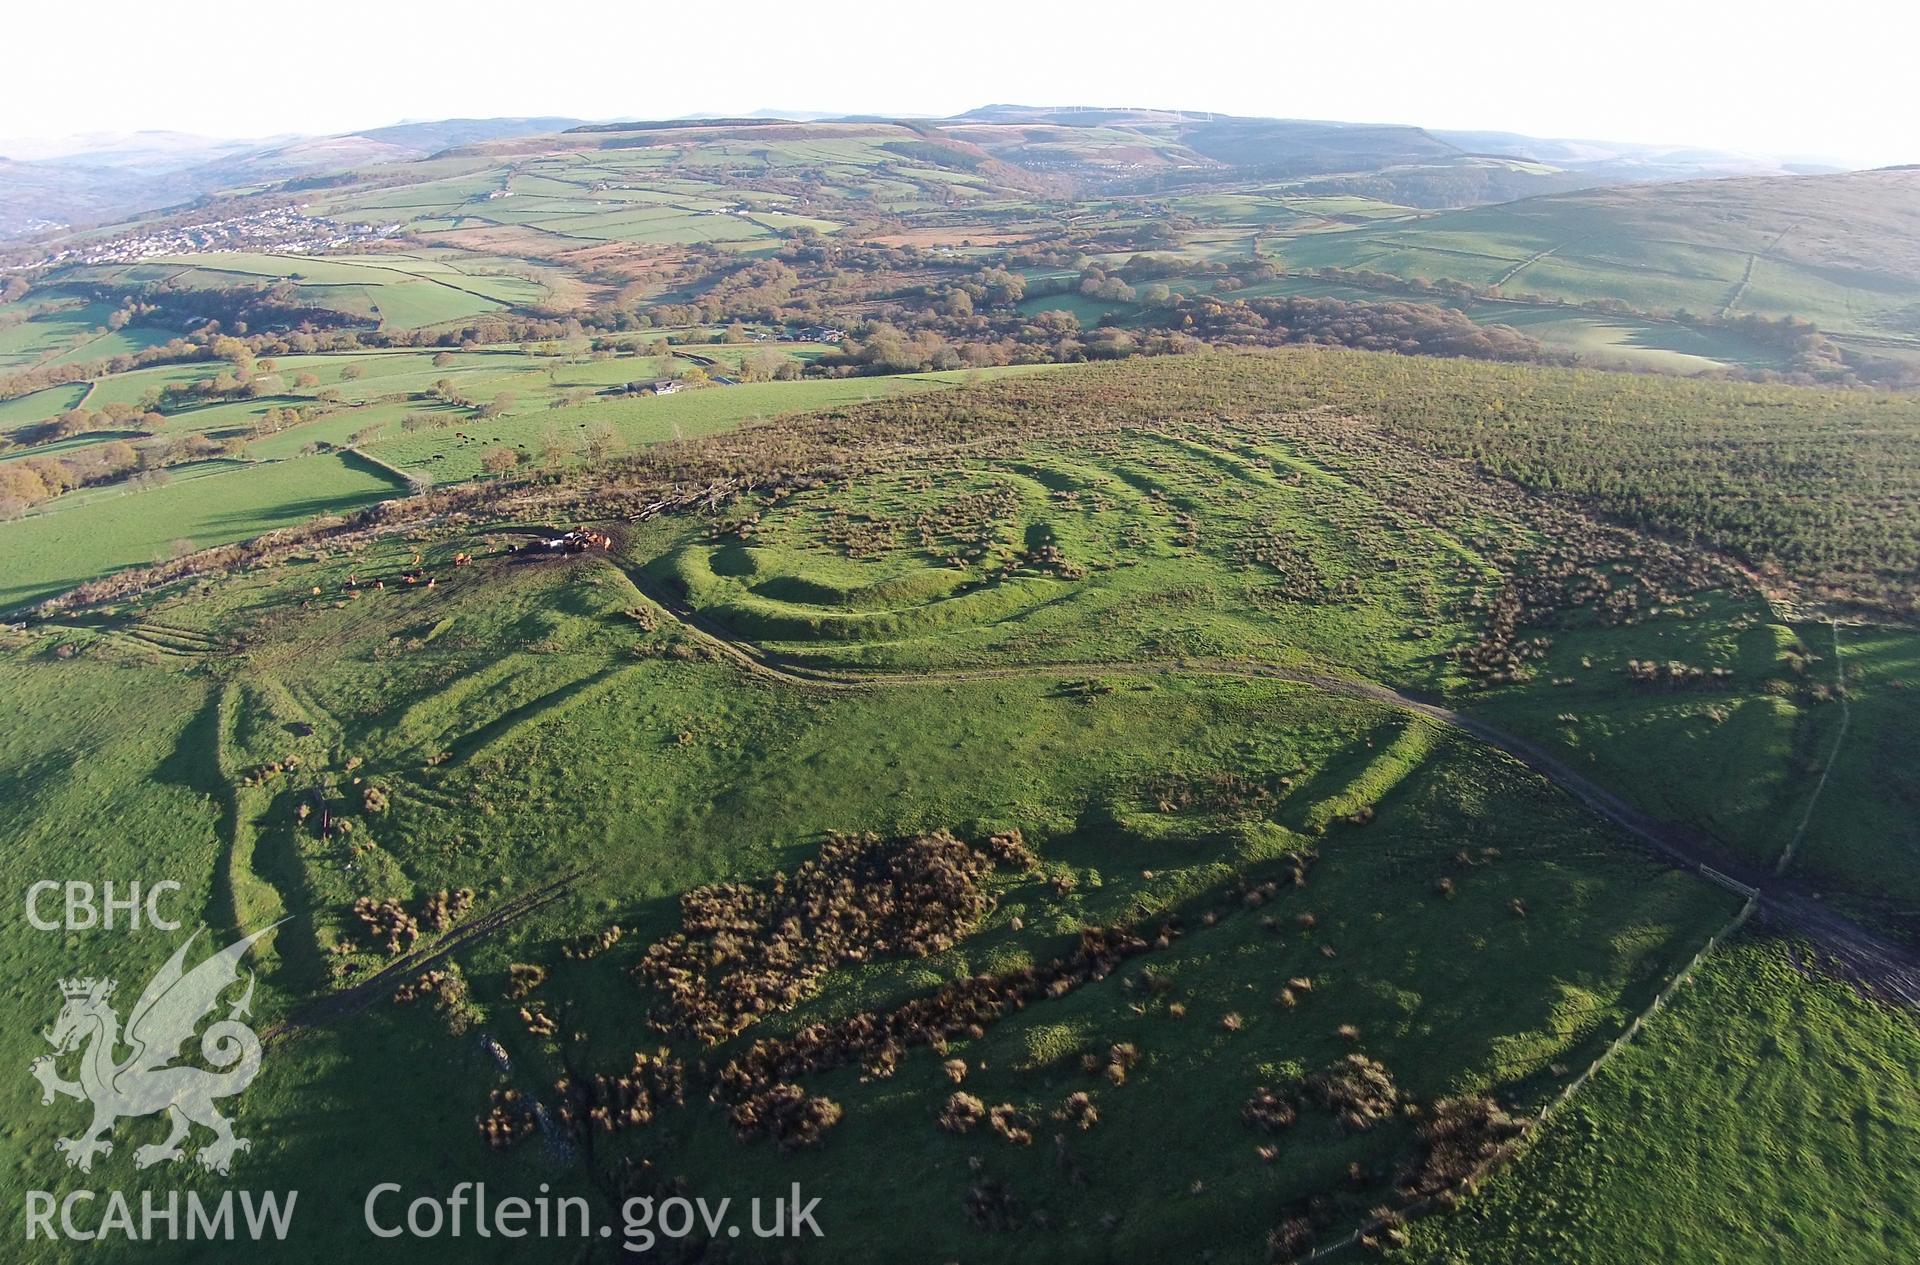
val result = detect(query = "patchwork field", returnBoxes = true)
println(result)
[68,251,556,330]
[0,331,1053,610]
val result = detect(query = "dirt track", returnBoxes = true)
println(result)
[263,868,589,1043]
[617,560,1920,1009]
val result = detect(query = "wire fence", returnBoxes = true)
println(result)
[1774,618,1848,877]
[1300,612,1850,1260]
[1298,895,1757,1261]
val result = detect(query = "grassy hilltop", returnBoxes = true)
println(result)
[0,349,1914,1262]
[6,116,1920,621]
[2,103,1919,1263]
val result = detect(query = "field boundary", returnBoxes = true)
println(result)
[341,444,425,491]
[1300,896,1759,1261]
[1774,618,1849,877]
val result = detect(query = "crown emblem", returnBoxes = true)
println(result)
[58,978,114,1002]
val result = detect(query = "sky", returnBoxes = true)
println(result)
[4,0,1915,167]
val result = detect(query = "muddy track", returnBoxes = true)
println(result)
[614,559,1920,1008]
[263,867,590,1043]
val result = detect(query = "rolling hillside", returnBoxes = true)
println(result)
[0,118,587,237]
[1277,167,1920,340]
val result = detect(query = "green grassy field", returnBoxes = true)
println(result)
[1,349,1913,1263]
[0,299,127,369]
[1268,170,1920,342]
[366,372,1029,483]
[71,252,553,330]
[0,453,409,609]
[1409,938,1920,1263]
[0,342,1051,612]
[1015,292,1134,326]
[1225,274,1792,373]
[1787,624,1920,921]
[0,380,90,428]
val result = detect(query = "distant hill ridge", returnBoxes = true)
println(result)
[0,105,1878,241]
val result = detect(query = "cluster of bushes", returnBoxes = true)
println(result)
[936,1094,1041,1145]
[637,828,1034,1044]
[391,967,477,1033]
[1239,1053,1406,1139]
[1310,1053,1403,1131]
[1264,1093,1531,1259]
[348,887,472,956]
[1398,1095,1530,1199]
[351,897,420,956]
[803,290,1560,379]
[1457,538,1739,685]
[551,1049,686,1138]
[1624,658,1736,689]
[726,1082,843,1150]
[0,441,135,515]
[1143,769,1286,815]
[1169,293,1560,362]
[477,1090,538,1150]
[711,914,1180,1123]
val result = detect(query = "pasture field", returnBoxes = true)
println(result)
[0,380,89,426]
[1225,274,1791,373]
[43,322,175,365]
[0,338,1046,609]
[1008,256,1793,375]
[1448,301,1784,373]
[1170,190,1418,231]
[1409,938,1920,1264]
[69,251,554,330]
[367,368,1051,483]
[0,452,409,608]
[0,350,1913,1263]
[7,342,809,454]
[1014,292,1135,325]
[1786,624,1920,923]
[1269,171,1920,342]
[0,297,130,368]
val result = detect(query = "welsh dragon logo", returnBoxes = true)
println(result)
[28,921,283,1175]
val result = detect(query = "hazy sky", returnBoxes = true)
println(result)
[6,0,1914,167]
